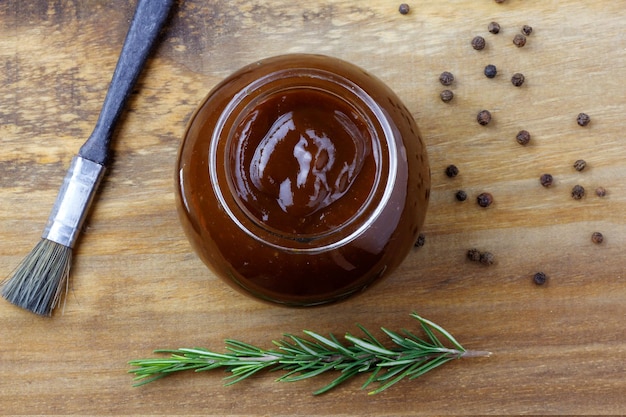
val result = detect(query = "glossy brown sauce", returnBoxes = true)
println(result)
[176,54,430,306]
[229,89,375,235]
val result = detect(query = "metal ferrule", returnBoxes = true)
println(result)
[42,156,106,248]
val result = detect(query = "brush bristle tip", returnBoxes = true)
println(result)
[1,239,72,316]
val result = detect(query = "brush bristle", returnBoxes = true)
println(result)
[1,239,72,316]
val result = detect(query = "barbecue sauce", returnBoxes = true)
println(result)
[176,54,430,306]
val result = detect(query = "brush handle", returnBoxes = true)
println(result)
[78,0,174,165]
[42,0,173,248]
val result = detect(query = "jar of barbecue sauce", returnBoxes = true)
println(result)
[176,54,430,306]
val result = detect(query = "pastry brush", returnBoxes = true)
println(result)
[1,0,174,316]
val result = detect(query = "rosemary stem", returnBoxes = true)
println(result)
[460,350,492,358]
[129,313,489,395]
[322,354,347,363]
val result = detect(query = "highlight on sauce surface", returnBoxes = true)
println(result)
[229,88,376,235]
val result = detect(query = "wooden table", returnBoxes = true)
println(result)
[1,1,624,414]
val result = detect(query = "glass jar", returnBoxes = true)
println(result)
[176,54,430,306]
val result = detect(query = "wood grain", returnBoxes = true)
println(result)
[1,0,625,414]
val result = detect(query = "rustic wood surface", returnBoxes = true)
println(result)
[1,0,625,415]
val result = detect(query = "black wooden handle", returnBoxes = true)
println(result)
[79,0,174,165]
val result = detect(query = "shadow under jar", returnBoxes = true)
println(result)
[176,54,430,306]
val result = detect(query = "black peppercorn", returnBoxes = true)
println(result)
[471,36,486,50]
[479,252,495,266]
[414,232,426,247]
[571,184,585,200]
[533,272,547,285]
[540,173,553,187]
[440,89,454,103]
[573,159,587,171]
[488,21,501,34]
[591,232,604,244]
[521,25,533,36]
[467,249,481,262]
[484,64,497,78]
[577,113,591,126]
[445,164,459,178]
[477,110,492,125]
[455,190,467,201]
[595,186,607,197]
[398,3,410,15]
[476,192,493,207]
[516,130,531,145]
[511,73,525,87]
[513,34,527,47]
[439,71,454,86]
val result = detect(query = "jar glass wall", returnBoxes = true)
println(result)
[176,54,430,306]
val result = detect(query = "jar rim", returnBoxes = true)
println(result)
[208,67,398,253]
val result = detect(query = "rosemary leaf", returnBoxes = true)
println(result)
[356,324,388,351]
[225,366,266,385]
[344,334,398,356]
[317,367,362,395]
[413,313,466,352]
[361,365,383,390]
[303,330,356,357]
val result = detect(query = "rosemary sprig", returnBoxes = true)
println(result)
[128,313,490,395]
